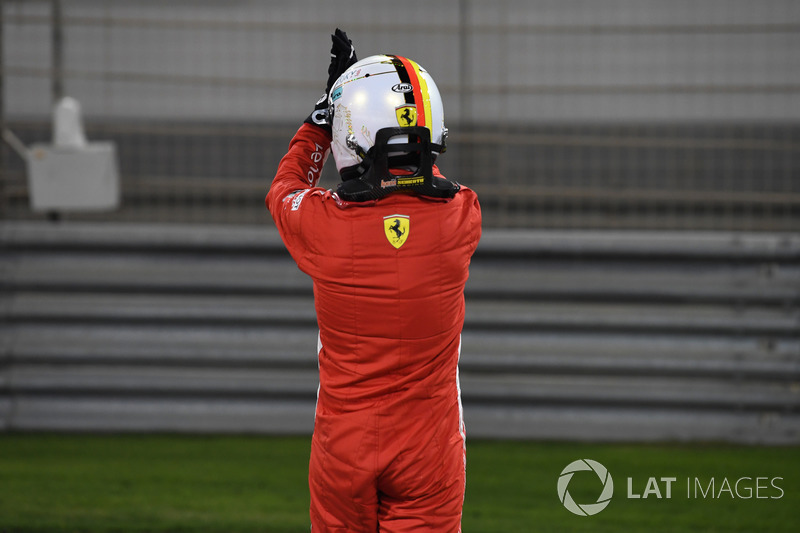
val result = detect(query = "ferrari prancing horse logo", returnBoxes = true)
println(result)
[384,215,410,249]
[395,105,417,127]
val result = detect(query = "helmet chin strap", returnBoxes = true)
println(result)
[336,127,459,203]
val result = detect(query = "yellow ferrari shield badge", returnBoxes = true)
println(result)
[384,215,410,249]
[395,105,417,127]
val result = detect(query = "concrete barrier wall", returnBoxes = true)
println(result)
[1,222,798,443]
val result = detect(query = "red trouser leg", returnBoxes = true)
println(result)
[309,396,465,532]
[309,408,379,532]
[376,398,466,532]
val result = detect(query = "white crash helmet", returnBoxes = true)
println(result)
[328,54,458,202]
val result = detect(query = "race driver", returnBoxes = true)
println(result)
[265,29,481,532]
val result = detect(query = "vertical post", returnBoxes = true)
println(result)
[458,0,470,129]
[458,0,470,182]
[51,0,63,103]
[49,0,64,221]
[0,0,6,216]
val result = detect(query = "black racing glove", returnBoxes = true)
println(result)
[305,28,358,133]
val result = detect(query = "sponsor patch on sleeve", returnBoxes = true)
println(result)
[289,189,309,211]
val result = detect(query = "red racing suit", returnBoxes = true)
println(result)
[266,123,481,532]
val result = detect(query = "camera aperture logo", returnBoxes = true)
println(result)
[557,459,614,516]
[558,459,785,517]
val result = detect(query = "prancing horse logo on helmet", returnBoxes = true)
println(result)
[395,105,417,127]
[383,214,410,249]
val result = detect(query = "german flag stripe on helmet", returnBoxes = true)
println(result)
[388,55,430,129]
[406,59,432,130]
